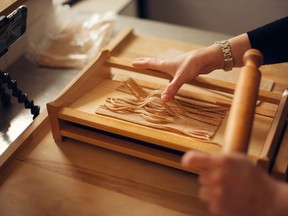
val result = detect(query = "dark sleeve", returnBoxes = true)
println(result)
[247,16,288,64]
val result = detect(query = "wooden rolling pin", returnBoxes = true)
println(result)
[223,49,263,153]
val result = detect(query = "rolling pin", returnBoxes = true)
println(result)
[223,49,263,153]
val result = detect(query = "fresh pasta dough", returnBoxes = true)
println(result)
[95,77,228,143]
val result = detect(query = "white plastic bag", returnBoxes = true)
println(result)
[27,6,116,68]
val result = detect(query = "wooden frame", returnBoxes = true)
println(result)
[47,29,288,175]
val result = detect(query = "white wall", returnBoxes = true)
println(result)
[144,0,288,35]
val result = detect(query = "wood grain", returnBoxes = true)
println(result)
[0,113,210,216]
[58,107,221,153]
[0,0,26,15]
[260,90,288,170]
[272,117,288,179]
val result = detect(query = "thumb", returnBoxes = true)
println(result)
[181,151,213,170]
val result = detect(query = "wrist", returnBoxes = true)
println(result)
[215,40,234,71]
[188,43,233,76]
[202,43,227,72]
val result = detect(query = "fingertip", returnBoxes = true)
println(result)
[160,93,171,103]
[161,85,177,103]
[181,151,197,167]
[181,151,212,170]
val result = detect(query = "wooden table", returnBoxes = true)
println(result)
[0,0,26,15]
[0,110,209,216]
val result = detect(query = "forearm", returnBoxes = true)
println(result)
[247,16,288,64]
[228,33,251,67]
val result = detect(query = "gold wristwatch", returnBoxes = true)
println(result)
[215,40,234,71]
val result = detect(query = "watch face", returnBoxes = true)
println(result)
[0,6,27,56]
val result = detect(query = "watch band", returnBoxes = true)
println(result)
[215,40,234,71]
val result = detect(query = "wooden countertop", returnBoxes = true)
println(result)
[0,0,26,15]
[0,111,210,216]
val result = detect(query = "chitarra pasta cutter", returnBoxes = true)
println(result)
[47,29,288,178]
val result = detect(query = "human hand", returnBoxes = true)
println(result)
[132,45,223,103]
[182,151,287,216]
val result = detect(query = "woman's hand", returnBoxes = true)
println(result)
[132,34,252,103]
[132,45,223,103]
[182,151,288,216]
